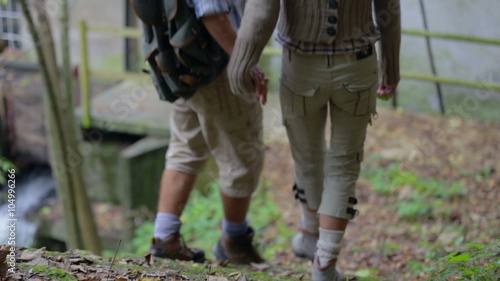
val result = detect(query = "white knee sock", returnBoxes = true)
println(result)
[154,212,182,240]
[316,228,345,268]
[300,205,319,234]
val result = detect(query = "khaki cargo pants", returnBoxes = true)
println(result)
[280,47,378,219]
[166,71,264,198]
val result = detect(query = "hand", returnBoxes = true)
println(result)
[377,84,397,100]
[250,66,269,105]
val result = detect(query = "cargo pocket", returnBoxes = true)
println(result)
[279,77,318,117]
[336,72,377,116]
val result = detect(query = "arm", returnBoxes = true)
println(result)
[201,13,269,103]
[373,0,401,98]
[227,0,280,96]
[201,13,237,55]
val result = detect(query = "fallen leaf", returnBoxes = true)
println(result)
[250,262,270,271]
[236,273,248,281]
[70,264,88,273]
[218,260,230,267]
[208,276,229,281]
[69,257,94,264]
[277,270,294,276]
[228,272,241,277]
[144,253,154,267]
[18,247,46,261]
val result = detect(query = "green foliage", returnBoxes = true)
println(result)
[363,163,466,220]
[424,241,500,280]
[182,179,284,258]
[354,268,382,280]
[381,240,402,255]
[179,179,224,253]
[0,156,16,185]
[129,221,154,257]
[31,265,77,281]
[130,178,286,259]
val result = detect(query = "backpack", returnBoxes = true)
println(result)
[130,0,229,102]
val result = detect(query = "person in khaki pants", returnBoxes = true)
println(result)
[228,0,401,280]
[150,0,268,265]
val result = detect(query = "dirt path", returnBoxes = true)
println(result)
[260,97,500,280]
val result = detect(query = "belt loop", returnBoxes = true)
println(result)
[288,48,292,62]
[326,55,331,67]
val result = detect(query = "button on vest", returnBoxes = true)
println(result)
[329,0,339,9]
[327,27,337,36]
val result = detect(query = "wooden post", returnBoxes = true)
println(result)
[61,0,73,107]
[419,0,446,115]
[19,0,101,254]
[392,89,398,109]
[124,0,139,72]
[79,20,92,129]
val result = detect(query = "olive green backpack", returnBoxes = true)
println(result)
[130,0,229,102]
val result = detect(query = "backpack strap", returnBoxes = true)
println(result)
[164,0,178,22]
[130,0,163,25]
[130,0,229,102]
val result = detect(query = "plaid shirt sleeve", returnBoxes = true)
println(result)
[190,0,231,18]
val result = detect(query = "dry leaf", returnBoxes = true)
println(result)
[18,247,45,261]
[207,276,229,281]
[228,272,241,277]
[144,253,154,267]
[70,264,87,273]
[236,273,248,281]
[250,262,270,271]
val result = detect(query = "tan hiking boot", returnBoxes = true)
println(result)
[150,234,205,263]
[212,227,264,264]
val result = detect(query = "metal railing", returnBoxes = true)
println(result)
[79,20,500,129]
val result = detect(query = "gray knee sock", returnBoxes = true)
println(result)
[154,212,182,240]
[222,218,249,237]
[316,228,345,267]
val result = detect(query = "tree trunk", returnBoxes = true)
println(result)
[19,0,102,254]
[61,0,73,106]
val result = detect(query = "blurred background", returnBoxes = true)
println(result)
[0,0,499,280]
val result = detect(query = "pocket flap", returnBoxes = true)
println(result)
[280,77,318,97]
[169,16,197,48]
[343,73,378,93]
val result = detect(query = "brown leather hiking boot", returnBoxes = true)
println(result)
[212,227,264,264]
[150,234,205,263]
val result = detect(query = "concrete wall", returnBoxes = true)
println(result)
[14,0,128,72]
[13,0,499,81]
[8,0,500,119]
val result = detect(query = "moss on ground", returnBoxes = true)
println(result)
[31,265,77,281]
[12,248,307,281]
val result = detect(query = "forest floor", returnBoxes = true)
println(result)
[1,94,499,281]
[260,100,500,280]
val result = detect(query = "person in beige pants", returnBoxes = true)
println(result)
[228,0,401,280]
[150,0,269,265]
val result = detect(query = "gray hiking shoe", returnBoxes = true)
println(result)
[291,229,318,261]
[212,227,264,264]
[312,256,345,281]
[150,234,205,263]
